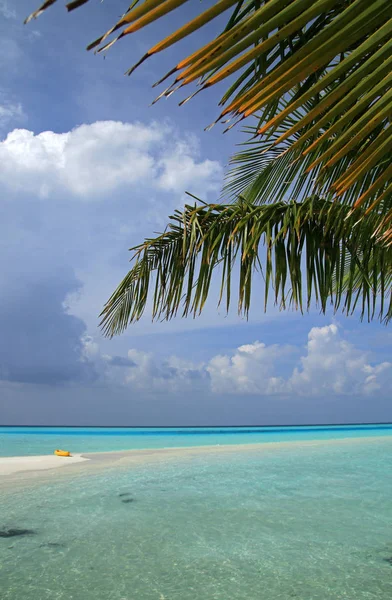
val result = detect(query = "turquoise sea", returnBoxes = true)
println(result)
[1,424,392,456]
[1,426,392,599]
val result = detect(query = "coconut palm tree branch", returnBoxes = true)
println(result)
[25,1,392,331]
[25,1,392,216]
[25,2,391,115]
[99,197,392,337]
[225,76,392,211]
[228,3,389,117]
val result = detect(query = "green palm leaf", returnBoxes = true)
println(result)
[99,196,392,336]
[26,1,392,331]
[26,0,392,218]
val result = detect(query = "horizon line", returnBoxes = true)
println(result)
[1,422,392,429]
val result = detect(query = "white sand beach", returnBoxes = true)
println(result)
[0,454,88,476]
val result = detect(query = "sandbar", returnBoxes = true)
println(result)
[1,435,392,483]
[0,454,88,476]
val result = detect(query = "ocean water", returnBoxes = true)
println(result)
[1,424,392,456]
[1,433,392,599]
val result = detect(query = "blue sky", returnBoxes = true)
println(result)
[0,0,391,426]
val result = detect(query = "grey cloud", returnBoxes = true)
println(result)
[105,355,136,368]
[0,268,96,385]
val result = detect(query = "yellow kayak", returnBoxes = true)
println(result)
[54,449,71,457]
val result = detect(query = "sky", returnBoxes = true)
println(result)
[0,0,391,426]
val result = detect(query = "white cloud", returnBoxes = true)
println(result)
[362,362,391,394]
[0,1,16,19]
[156,139,222,196]
[0,101,25,127]
[207,341,288,395]
[81,336,207,392]
[86,324,392,397]
[288,324,392,396]
[0,121,223,199]
[81,335,101,361]
[206,324,391,397]
[124,349,207,393]
[85,342,206,393]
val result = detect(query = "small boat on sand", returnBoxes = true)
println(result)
[54,450,71,457]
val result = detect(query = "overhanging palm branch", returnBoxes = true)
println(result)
[26,1,392,333]
[26,0,392,216]
[99,196,392,337]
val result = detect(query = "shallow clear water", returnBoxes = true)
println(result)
[1,437,392,599]
[1,424,392,456]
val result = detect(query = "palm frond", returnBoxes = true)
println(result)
[99,196,392,336]
[26,1,392,217]
[26,1,392,332]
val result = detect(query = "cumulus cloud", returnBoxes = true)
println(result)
[207,341,288,395]
[86,324,391,398]
[288,324,384,395]
[209,324,392,397]
[156,139,222,196]
[84,341,208,393]
[4,313,389,395]
[0,121,223,199]
[124,349,208,393]
[0,118,224,380]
